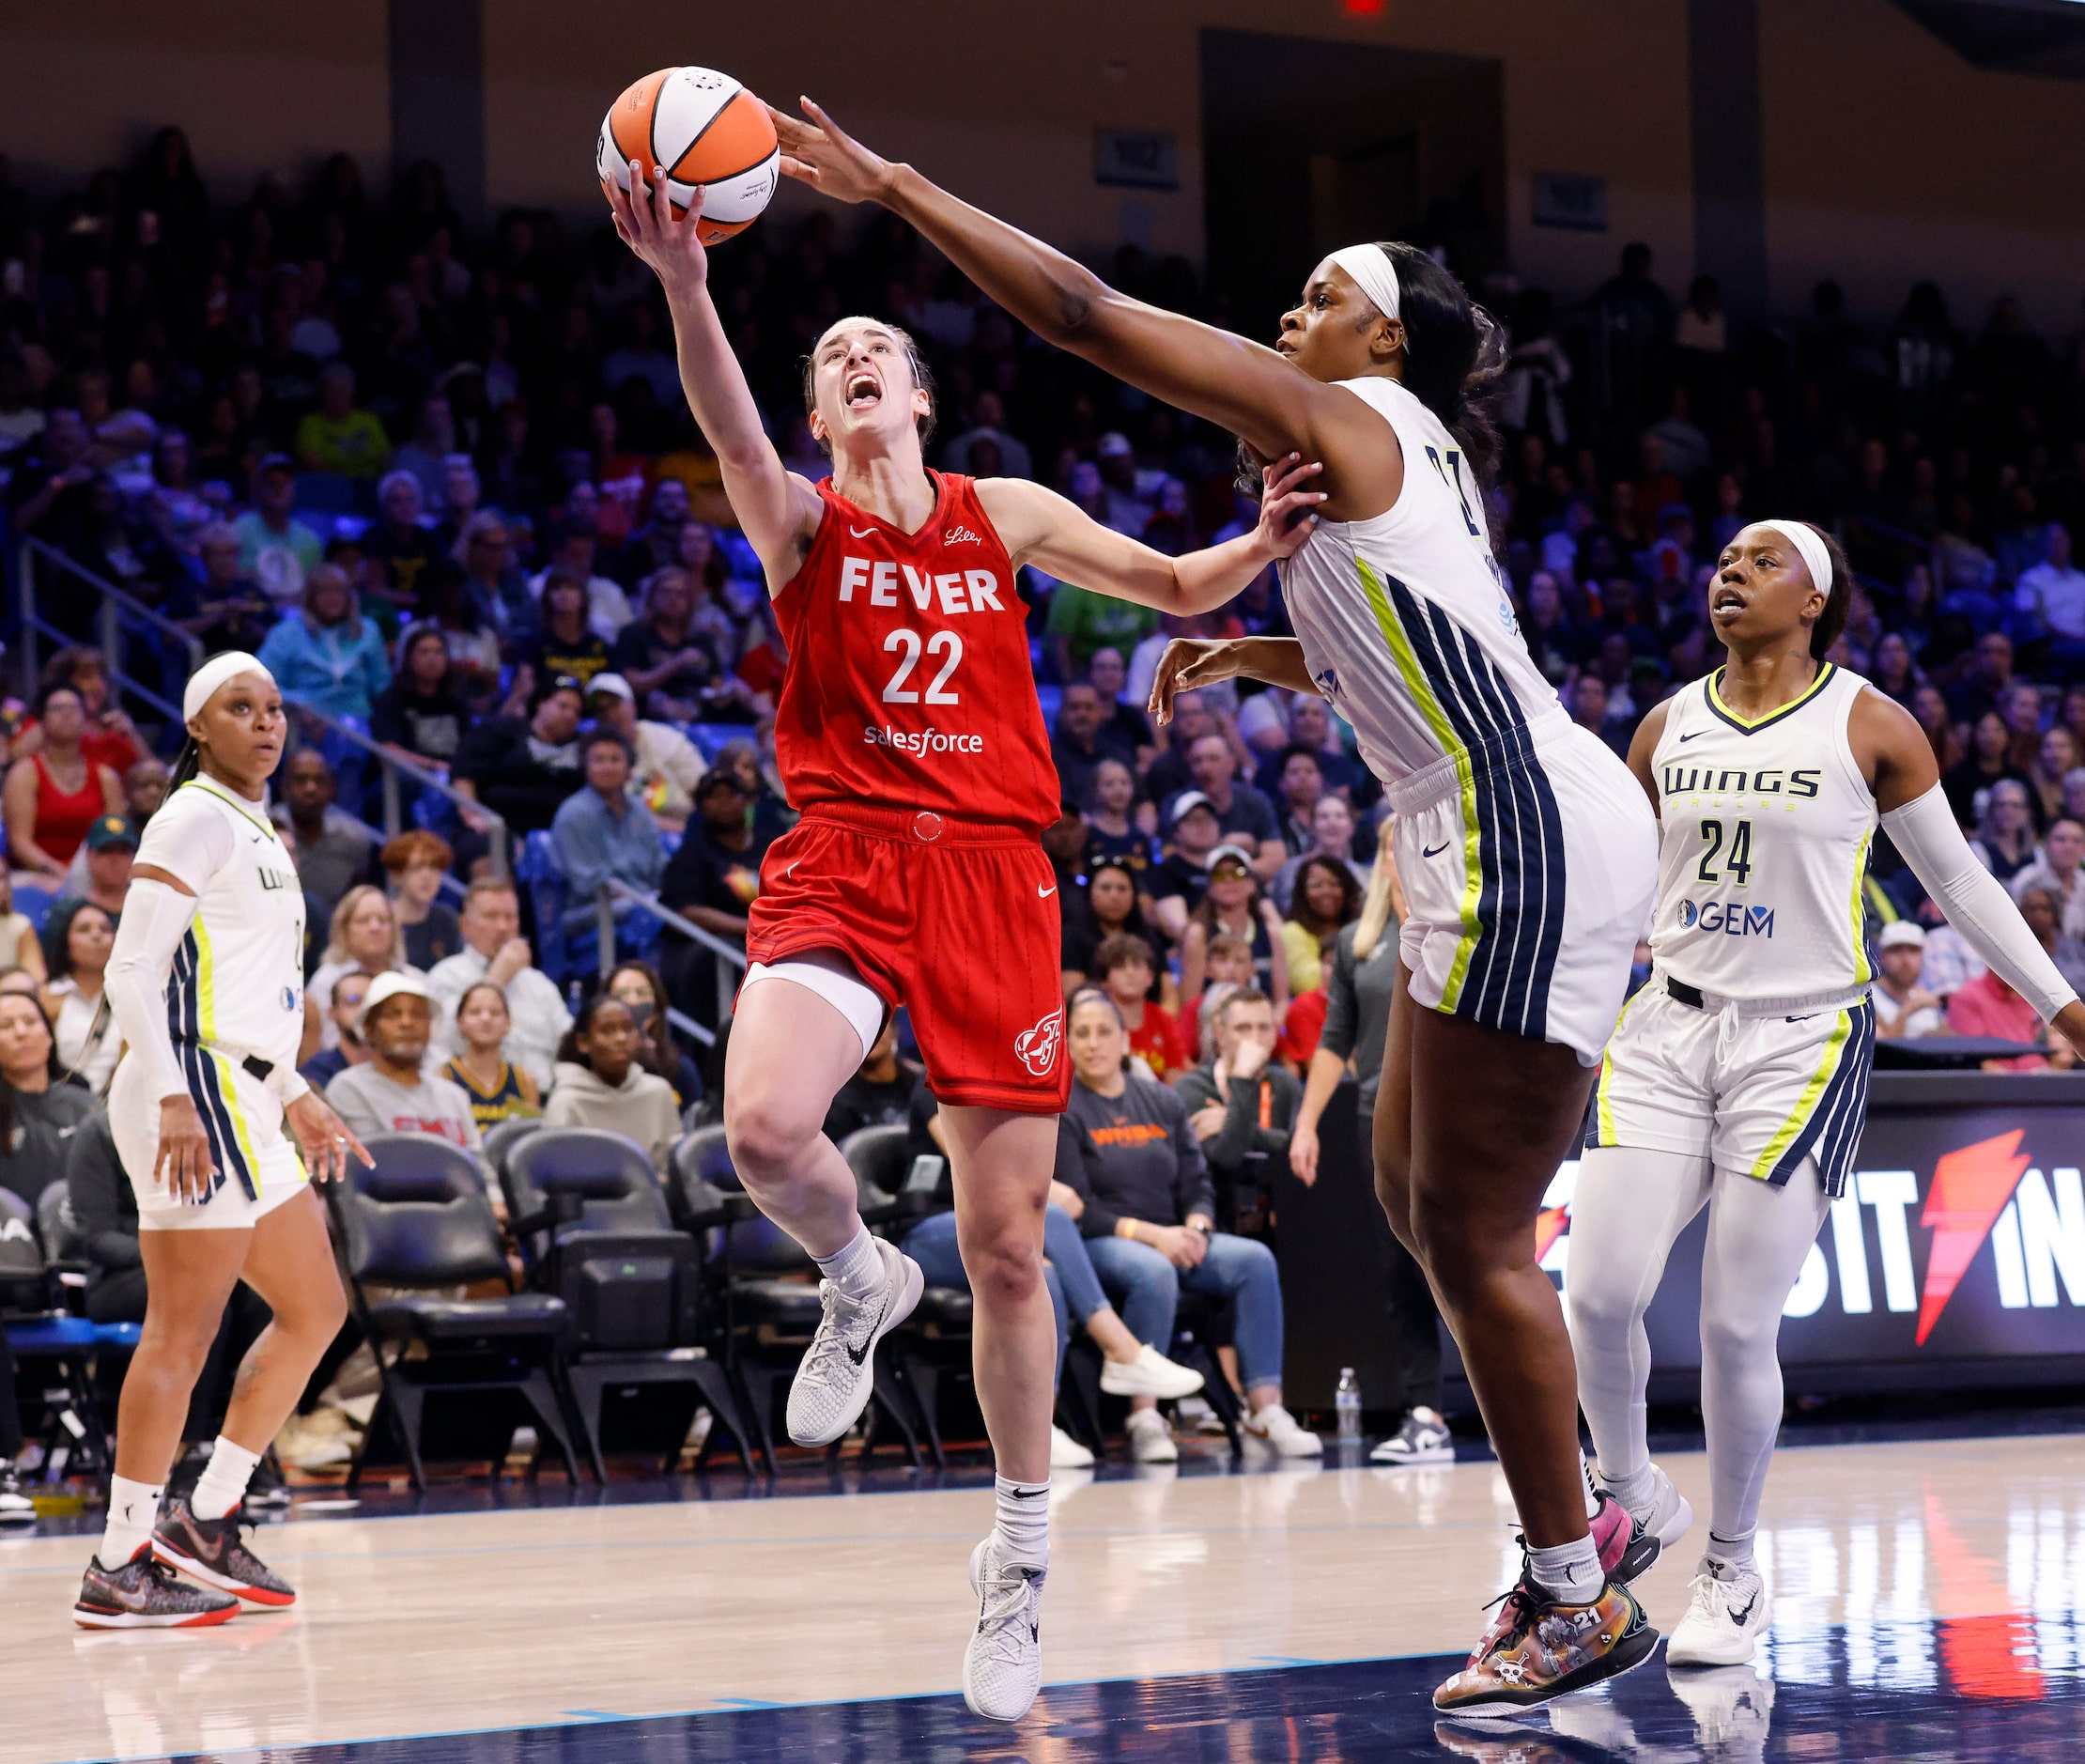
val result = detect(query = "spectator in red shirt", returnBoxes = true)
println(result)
[1094,932,1187,1081]
[1947,961,2073,1071]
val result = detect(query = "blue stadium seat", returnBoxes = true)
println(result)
[11,884,54,935]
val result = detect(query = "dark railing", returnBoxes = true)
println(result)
[595,878,748,1049]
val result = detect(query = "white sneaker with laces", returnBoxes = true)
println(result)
[964,1536,1046,1723]
[1098,1343,1205,1400]
[0,1459,33,1522]
[1666,1555,1770,1666]
[1124,1407,1178,1462]
[1048,1425,1094,1469]
[1369,1406,1455,1464]
[1243,1404,1323,1457]
[785,1238,924,1447]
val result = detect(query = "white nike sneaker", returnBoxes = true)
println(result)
[964,1536,1046,1723]
[1048,1425,1094,1469]
[1243,1404,1323,1457]
[784,1238,923,1447]
[1125,1407,1178,1462]
[1608,1462,1694,1582]
[1666,1555,1770,1667]
[1098,1343,1204,1400]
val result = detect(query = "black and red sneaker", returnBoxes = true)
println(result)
[151,1493,297,1606]
[75,1546,239,1629]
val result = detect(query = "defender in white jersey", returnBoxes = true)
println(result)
[777,92,1660,1715]
[75,655,370,1632]
[1567,523,2085,1673]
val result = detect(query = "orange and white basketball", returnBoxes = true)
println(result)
[595,67,780,245]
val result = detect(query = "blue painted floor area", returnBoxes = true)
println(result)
[133,1618,2085,1763]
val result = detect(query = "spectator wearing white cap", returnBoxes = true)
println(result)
[1145,791,1226,944]
[322,971,481,1151]
[584,673,703,830]
[1873,922,1944,1040]
[1166,735,1283,882]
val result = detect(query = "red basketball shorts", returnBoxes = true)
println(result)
[744,804,1071,1113]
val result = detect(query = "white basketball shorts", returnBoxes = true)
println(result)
[112,1047,310,1231]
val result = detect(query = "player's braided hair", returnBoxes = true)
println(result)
[1375,240,1507,493]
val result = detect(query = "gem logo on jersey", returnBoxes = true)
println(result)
[1013,1008,1064,1077]
[1677,900,1776,937]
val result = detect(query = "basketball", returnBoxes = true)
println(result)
[595,66,780,245]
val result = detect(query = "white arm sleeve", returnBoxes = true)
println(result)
[105,877,201,1104]
[1882,783,2079,1022]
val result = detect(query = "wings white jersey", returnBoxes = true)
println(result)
[1648,664,1876,999]
[133,776,308,1073]
[1276,375,1571,786]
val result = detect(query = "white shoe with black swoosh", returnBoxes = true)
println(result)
[784,1238,923,1447]
[1665,1555,1770,1666]
[964,1536,1046,1722]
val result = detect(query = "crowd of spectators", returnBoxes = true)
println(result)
[3,127,2085,1496]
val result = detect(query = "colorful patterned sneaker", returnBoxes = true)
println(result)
[1432,1572,1659,1717]
[785,1238,924,1447]
[1432,1716,1577,1760]
[1608,1464,1693,1583]
[74,1546,239,1629]
[151,1493,297,1606]
[963,1536,1046,1723]
[1666,1555,1770,1667]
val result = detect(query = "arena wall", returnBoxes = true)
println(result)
[1,0,2078,326]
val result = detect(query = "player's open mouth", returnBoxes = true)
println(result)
[846,373,881,410]
[1712,587,1747,617]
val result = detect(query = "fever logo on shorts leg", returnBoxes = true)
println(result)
[1013,1008,1064,1077]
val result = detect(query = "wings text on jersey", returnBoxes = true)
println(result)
[835,556,1007,615]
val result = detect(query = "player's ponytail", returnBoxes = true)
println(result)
[1379,240,1506,494]
[1805,524,1854,661]
[166,735,202,793]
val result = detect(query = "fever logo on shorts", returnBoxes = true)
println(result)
[1013,1008,1064,1077]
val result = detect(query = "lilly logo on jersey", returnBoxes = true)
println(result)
[1677,900,1776,936]
[1014,1007,1064,1078]
[942,525,982,546]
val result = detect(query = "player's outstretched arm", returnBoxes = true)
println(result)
[1146,639,1320,729]
[769,100,1357,471]
[607,165,820,582]
[978,456,1323,618]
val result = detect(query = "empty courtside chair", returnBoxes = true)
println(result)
[329,1133,579,1491]
[480,1116,544,1190]
[502,1126,753,1478]
[0,1189,132,1480]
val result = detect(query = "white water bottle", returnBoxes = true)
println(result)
[1335,1367,1362,1443]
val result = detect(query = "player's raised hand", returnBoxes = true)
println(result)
[766,98,898,205]
[1148,639,1244,726]
[1252,455,1327,562]
[607,162,710,298]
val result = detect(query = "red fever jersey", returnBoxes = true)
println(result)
[767,472,1060,835]
[747,471,1072,1113]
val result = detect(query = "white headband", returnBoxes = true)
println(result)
[1759,522,1834,597]
[183,651,274,723]
[1328,244,1402,328]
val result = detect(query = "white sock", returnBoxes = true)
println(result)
[813,1225,886,1303]
[1600,1460,1658,1521]
[101,1476,164,1567]
[1707,1528,1757,1572]
[191,1435,263,1522]
[1528,1533,1604,1603]
[993,1474,1050,1570]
